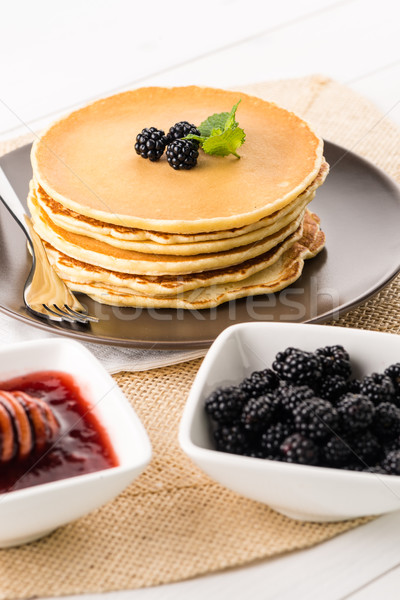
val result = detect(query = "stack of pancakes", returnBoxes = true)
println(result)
[28,87,328,309]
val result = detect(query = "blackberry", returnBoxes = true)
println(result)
[360,373,395,405]
[213,423,248,455]
[280,433,319,465]
[382,449,400,475]
[204,386,246,424]
[384,363,400,396]
[294,398,339,442]
[241,394,276,432]
[347,431,381,465]
[166,121,200,144]
[348,379,362,394]
[315,345,352,379]
[318,375,349,403]
[166,139,199,170]
[273,347,322,387]
[240,368,279,399]
[384,436,400,454]
[276,384,315,416]
[134,127,167,161]
[336,393,374,433]
[372,402,400,442]
[322,435,352,467]
[259,422,292,456]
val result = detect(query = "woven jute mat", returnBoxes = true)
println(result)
[0,76,399,599]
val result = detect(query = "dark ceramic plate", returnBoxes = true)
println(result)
[0,141,399,348]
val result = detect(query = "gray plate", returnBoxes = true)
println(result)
[0,141,399,348]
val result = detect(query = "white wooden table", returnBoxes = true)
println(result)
[1,1,400,598]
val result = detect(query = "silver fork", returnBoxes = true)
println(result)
[0,167,98,324]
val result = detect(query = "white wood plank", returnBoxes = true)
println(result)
[126,0,399,123]
[139,0,398,85]
[2,0,398,139]
[0,0,342,136]
[347,565,400,599]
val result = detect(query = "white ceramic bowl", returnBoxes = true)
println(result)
[0,338,152,547]
[179,323,400,522]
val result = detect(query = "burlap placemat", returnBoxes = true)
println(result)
[0,76,399,599]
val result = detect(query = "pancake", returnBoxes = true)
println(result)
[31,86,324,233]
[43,224,304,297]
[35,186,312,255]
[61,212,325,309]
[33,160,328,245]
[28,188,307,275]
[29,85,328,310]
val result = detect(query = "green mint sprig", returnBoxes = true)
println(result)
[184,100,245,158]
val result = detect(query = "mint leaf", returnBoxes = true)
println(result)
[198,100,241,137]
[223,100,240,130]
[184,134,207,143]
[202,126,246,158]
[210,127,223,136]
[198,112,230,137]
[183,100,245,158]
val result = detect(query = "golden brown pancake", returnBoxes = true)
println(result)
[28,188,307,275]
[33,161,328,245]
[43,225,304,297]
[34,186,311,255]
[29,86,328,309]
[31,86,324,233]
[61,212,325,308]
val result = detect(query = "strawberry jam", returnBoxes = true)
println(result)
[0,371,118,493]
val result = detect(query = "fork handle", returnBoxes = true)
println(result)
[0,167,32,242]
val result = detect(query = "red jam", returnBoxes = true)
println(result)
[0,371,119,493]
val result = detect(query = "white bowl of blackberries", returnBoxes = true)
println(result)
[179,323,400,521]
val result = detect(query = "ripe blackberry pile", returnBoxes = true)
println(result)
[204,345,400,475]
[135,121,200,170]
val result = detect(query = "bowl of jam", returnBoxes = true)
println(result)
[0,338,152,547]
